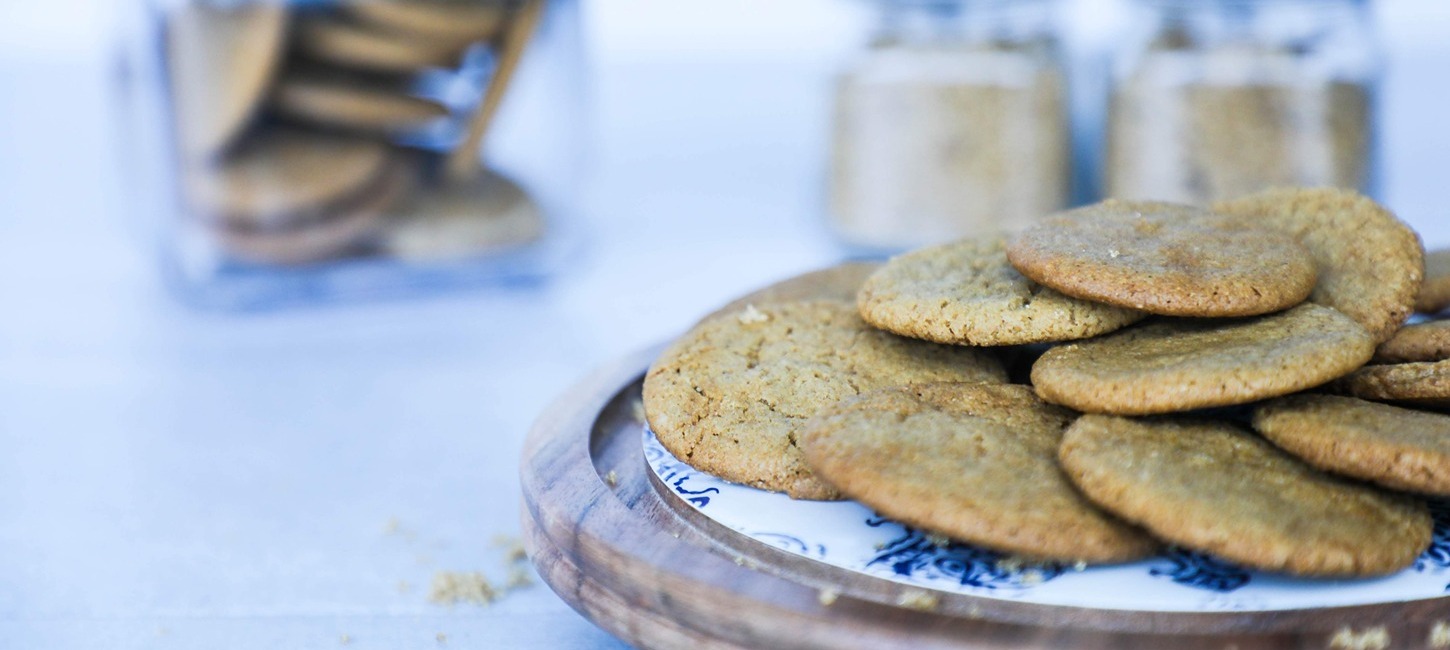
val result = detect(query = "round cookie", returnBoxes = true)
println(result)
[1335,359,1450,411]
[1417,249,1450,314]
[1006,200,1316,317]
[643,300,1007,500]
[217,158,411,266]
[858,238,1146,345]
[1059,415,1431,577]
[295,18,467,73]
[800,383,1156,563]
[708,262,883,322]
[1374,320,1450,364]
[382,170,545,260]
[346,1,505,43]
[1213,187,1424,343]
[1254,394,1450,495]
[1031,303,1375,415]
[167,4,288,159]
[186,130,391,229]
[272,76,450,134]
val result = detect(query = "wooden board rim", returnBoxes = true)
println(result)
[520,346,1450,649]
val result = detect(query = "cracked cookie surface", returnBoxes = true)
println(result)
[800,383,1156,562]
[1059,415,1431,577]
[643,300,1006,499]
[857,238,1145,346]
[1032,303,1375,415]
[1254,394,1450,495]
[1213,187,1423,343]
[1006,200,1316,317]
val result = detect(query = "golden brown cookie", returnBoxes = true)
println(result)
[858,238,1146,345]
[1374,320,1450,364]
[1254,394,1450,495]
[167,4,288,159]
[1031,303,1375,415]
[1214,187,1423,343]
[1335,359,1450,411]
[295,17,468,73]
[1059,415,1431,577]
[346,0,505,43]
[1417,249,1450,314]
[643,300,1006,499]
[272,76,450,133]
[381,170,544,260]
[1006,200,1316,317]
[709,262,882,321]
[800,383,1156,563]
[217,157,411,265]
[186,130,391,229]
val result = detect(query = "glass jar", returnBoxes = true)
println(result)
[828,0,1070,252]
[118,0,584,309]
[1105,0,1378,204]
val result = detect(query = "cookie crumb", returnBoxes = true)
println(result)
[397,580,412,594]
[738,304,770,324]
[1020,569,1045,586]
[429,571,499,606]
[1330,625,1389,650]
[504,564,534,589]
[1072,560,1088,572]
[924,533,950,548]
[1429,621,1450,649]
[896,589,939,612]
[1108,249,1121,259]
[436,632,448,644]
[604,470,619,487]
[340,634,352,645]
[383,517,401,535]
[817,587,840,606]
[994,557,1025,573]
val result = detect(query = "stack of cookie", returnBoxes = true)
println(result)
[165,0,544,266]
[644,187,1450,578]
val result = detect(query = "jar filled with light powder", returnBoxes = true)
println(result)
[829,0,1069,251]
[1106,0,1378,204]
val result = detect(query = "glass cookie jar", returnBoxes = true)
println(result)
[118,0,584,309]
[1105,0,1379,204]
[828,0,1070,252]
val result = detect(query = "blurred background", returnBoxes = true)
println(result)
[2,0,1449,647]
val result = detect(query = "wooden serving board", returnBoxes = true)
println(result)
[520,347,1450,650]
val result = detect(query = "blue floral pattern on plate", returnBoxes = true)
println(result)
[642,425,1450,612]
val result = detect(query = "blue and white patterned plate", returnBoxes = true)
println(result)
[644,425,1450,612]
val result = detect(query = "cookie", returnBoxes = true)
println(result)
[1374,320,1450,364]
[1254,394,1450,495]
[1059,415,1431,577]
[858,238,1146,345]
[218,157,411,265]
[167,4,288,159]
[186,130,391,229]
[800,383,1156,562]
[1214,187,1423,343]
[643,300,1006,499]
[1417,249,1450,314]
[346,1,505,43]
[1006,200,1316,317]
[295,17,467,73]
[273,76,450,134]
[1335,359,1450,411]
[1032,303,1375,415]
[709,262,882,321]
[381,170,545,260]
